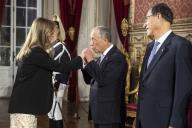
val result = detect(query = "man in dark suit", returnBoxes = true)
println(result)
[136,3,192,128]
[82,26,128,128]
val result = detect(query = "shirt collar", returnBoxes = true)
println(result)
[102,44,113,56]
[156,30,172,45]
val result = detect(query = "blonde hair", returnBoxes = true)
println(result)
[52,15,66,42]
[16,17,55,61]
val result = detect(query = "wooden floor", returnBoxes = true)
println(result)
[0,98,93,128]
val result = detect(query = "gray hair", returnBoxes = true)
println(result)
[92,26,111,42]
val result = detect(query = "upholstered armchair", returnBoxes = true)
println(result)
[125,54,142,128]
[125,83,138,128]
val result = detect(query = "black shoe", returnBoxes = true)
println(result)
[55,120,63,128]
[49,119,63,128]
[49,119,54,128]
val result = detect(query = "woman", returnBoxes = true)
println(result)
[8,17,82,128]
[48,15,70,128]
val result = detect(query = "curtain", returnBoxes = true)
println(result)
[59,0,83,105]
[0,0,6,26]
[113,0,130,51]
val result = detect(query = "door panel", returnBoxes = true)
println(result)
[0,0,41,97]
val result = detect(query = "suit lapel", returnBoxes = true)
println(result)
[142,32,175,82]
[100,45,116,67]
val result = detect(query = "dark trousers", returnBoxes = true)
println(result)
[94,123,121,128]
[138,120,143,128]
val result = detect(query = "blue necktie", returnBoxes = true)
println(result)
[147,42,160,67]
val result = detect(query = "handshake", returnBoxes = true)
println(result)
[80,48,95,64]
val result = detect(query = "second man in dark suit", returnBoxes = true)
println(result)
[136,3,192,128]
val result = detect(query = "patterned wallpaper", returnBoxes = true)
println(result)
[134,0,192,24]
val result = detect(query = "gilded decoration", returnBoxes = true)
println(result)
[121,18,129,37]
